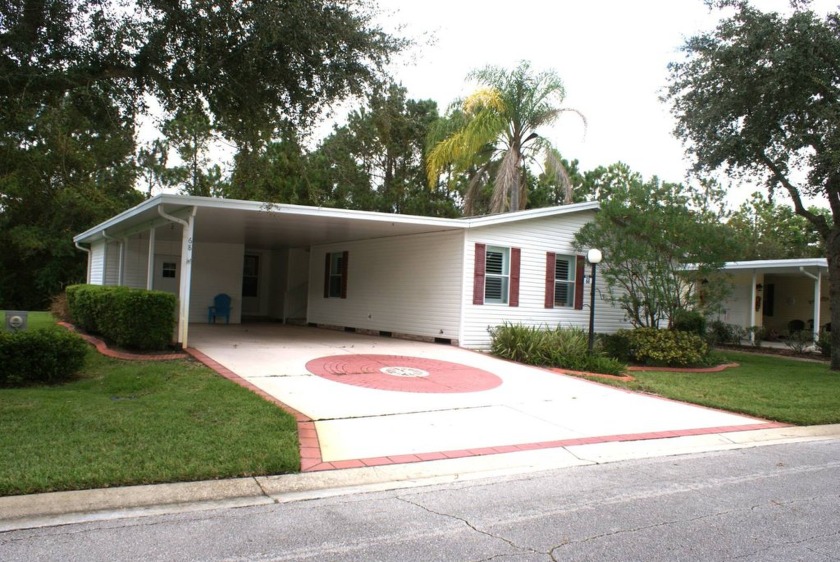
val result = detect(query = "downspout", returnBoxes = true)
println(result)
[158,205,197,348]
[799,267,821,343]
[74,241,91,284]
[749,270,757,343]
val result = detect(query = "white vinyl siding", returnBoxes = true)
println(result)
[308,230,463,340]
[554,254,575,308]
[484,246,509,304]
[104,241,120,285]
[89,241,106,284]
[461,212,630,349]
[189,241,244,323]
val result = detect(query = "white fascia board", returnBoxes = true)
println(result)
[721,258,828,271]
[73,194,169,244]
[74,194,600,244]
[461,201,600,227]
[167,194,465,229]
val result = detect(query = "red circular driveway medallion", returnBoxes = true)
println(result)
[305,354,503,393]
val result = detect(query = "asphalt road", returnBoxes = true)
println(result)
[2,440,839,561]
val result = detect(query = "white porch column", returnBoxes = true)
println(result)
[158,205,197,349]
[749,269,757,343]
[813,272,822,342]
[177,210,196,348]
[146,227,156,290]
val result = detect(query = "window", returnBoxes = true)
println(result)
[554,255,575,307]
[324,251,348,299]
[162,262,177,279]
[484,246,510,304]
[242,255,259,298]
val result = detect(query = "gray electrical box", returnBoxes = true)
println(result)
[5,311,28,332]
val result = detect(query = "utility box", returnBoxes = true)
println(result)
[5,311,28,332]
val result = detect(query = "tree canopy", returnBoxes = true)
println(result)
[665,0,840,367]
[426,61,582,214]
[0,0,403,308]
[574,164,735,328]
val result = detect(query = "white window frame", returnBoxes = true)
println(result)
[485,246,510,304]
[554,254,575,308]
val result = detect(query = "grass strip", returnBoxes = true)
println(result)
[0,350,299,496]
[584,351,840,425]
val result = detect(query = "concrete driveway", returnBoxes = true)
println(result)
[188,324,784,471]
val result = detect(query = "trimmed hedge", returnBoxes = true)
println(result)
[489,322,625,375]
[607,327,709,367]
[0,328,88,387]
[66,285,177,351]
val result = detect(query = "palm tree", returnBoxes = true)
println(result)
[426,61,584,214]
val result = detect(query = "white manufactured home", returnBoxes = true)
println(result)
[73,195,629,348]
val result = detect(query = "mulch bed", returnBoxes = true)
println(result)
[58,322,188,361]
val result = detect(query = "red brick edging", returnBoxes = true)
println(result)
[626,362,740,373]
[58,322,187,361]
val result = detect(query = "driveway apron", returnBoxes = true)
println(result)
[188,324,783,471]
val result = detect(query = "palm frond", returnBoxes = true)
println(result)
[543,145,574,204]
[492,148,521,212]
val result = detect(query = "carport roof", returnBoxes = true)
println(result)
[721,258,827,275]
[73,194,600,249]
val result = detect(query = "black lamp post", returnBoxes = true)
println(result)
[587,248,602,353]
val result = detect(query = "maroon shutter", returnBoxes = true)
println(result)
[574,254,585,310]
[323,253,330,298]
[473,243,486,305]
[545,252,556,308]
[340,251,349,299]
[509,248,521,307]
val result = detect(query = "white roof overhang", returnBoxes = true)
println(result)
[73,195,600,249]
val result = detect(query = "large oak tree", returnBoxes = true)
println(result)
[665,0,840,368]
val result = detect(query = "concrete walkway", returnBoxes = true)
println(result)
[187,324,786,471]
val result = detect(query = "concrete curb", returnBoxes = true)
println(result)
[2,424,839,532]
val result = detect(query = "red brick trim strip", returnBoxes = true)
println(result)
[626,362,740,373]
[184,347,323,472]
[58,322,187,361]
[297,421,790,472]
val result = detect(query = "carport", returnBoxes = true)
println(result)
[187,323,786,471]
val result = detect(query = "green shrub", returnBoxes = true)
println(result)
[0,328,88,386]
[626,327,709,367]
[672,309,706,336]
[785,330,814,354]
[817,330,831,358]
[600,331,634,362]
[746,325,766,347]
[66,284,176,350]
[488,322,625,375]
[707,320,746,346]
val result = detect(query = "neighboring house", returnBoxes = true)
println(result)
[73,194,630,349]
[712,258,829,341]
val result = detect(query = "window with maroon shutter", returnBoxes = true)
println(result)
[324,251,349,299]
[509,248,520,307]
[574,254,585,310]
[473,243,486,305]
[553,254,576,307]
[545,253,556,308]
[475,244,515,305]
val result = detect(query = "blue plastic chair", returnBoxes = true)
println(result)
[208,293,232,324]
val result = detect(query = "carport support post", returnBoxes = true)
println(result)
[177,209,196,348]
[749,270,757,343]
[146,227,156,290]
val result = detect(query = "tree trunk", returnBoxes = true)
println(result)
[827,227,840,370]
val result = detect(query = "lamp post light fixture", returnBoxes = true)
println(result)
[587,248,603,353]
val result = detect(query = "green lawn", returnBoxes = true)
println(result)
[0,349,300,497]
[591,351,840,426]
